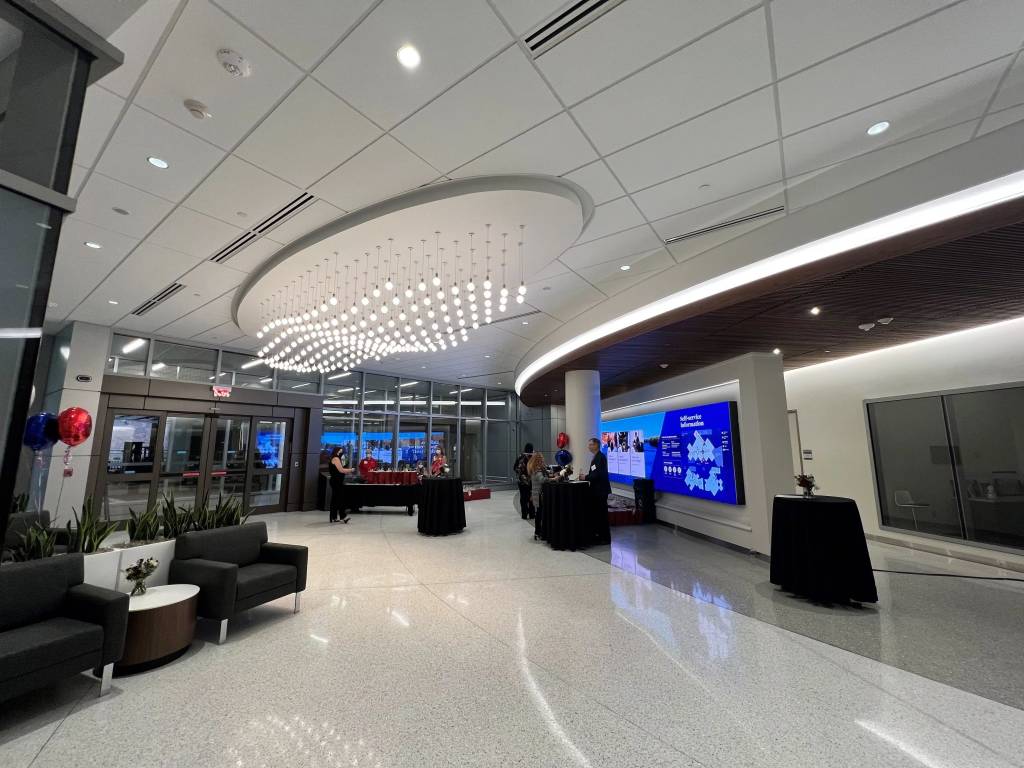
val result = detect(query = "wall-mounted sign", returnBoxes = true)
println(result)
[212,385,232,398]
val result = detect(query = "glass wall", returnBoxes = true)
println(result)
[106,334,148,376]
[868,383,1024,551]
[221,351,272,389]
[150,341,217,383]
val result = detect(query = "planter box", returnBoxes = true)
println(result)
[83,550,121,590]
[115,540,175,592]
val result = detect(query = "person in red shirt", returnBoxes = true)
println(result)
[358,452,378,477]
[430,449,447,476]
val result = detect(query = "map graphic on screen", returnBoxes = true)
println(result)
[599,400,745,505]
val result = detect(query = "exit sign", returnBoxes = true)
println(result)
[212,385,232,398]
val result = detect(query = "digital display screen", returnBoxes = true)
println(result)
[600,400,744,505]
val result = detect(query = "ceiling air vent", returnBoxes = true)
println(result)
[130,282,184,316]
[209,231,260,263]
[524,0,626,57]
[254,192,314,236]
[663,205,785,245]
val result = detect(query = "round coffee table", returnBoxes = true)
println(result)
[114,584,199,675]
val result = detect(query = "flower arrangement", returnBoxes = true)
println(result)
[124,556,159,596]
[795,474,817,498]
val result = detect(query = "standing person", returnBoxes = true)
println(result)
[329,447,355,523]
[527,452,549,529]
[514,442,534,519]
[358,451,377,478]
[580,437,612,545]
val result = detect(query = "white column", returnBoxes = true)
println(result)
[564,370,600,460]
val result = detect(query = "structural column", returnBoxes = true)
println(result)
[564,370,601,457]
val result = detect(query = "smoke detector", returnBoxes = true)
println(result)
[184,99,211,119]
[217,49,252,78]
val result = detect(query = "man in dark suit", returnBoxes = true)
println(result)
[581,437,611,544]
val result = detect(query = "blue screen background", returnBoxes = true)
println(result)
[600,401,743,505]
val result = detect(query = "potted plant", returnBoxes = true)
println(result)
[68,497,121,589]
[160,493,193,539]
[10,523,56,561]
[127,503,161,544]
[123,556,159,596]
[116,499,174,593]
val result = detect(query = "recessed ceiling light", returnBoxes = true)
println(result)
[659,363,668,369]
[107,299,119,305]
[809,306,821,316]
[867,120,890,136]
[84,241,102,249]
[397,44,421,69]
[521,320,529,325]
[772,348,781,355]
[620,264,631,271]
[877,316,894,325]
[542,286,551,291]
[859,322,875,332]
[48,301,57,308]
[35,222,53,230]
[484,354,490,358]
[698,183,712,191]
[147,156,169,169]
[112,207,130,216]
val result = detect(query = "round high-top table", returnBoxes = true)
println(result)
[539,481,591,551]
[417,478,466,535]
[769,495,878,603]
[114,584,199,674]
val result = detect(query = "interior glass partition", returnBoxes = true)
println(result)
[399,379,429,414]
[221,351,272,389]
[105,334,148,376]
[150,341,217,383]
[398,418,429,472]
[460,419,483,483]
[360,413,395,470]
[485,420,513,483]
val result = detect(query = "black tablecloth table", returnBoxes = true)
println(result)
[417,478,466,535]
[343,482,420,516]
[770,494,878,603]
[539,481,591,551]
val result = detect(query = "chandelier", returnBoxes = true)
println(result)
[256,225,527,374]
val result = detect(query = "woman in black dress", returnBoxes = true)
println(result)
[329,447,355,523]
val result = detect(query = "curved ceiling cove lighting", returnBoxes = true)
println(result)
[515,168,1024,394]
[235,176,587,375]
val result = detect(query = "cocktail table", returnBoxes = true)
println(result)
[114,583,199,674]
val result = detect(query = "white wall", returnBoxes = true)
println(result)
[601,353,793,554]
[785,316,1024,569]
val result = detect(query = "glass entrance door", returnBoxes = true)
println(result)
[156,414,205,511]
[250,418,289,512]
[203,415,250,507]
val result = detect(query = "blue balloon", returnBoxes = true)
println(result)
[555,449,573,467]
[23,412,58,452]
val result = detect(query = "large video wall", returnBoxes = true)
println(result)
[600,400,745,505]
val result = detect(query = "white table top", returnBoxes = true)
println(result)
[128,583,200,612]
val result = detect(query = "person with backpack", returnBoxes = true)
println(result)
[514,442,534,519]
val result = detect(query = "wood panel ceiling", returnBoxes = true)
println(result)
[522,198,1024,405]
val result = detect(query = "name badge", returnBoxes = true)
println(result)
[591,464,596,472]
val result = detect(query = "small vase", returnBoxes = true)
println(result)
[802,487,815,499]
[130,580,147,597]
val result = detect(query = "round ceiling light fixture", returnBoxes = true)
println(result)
[772,348,781,355]
[809,306,821,315]
[217,48,252,78]
[148,156,169,169]
[866,120,890,136]
[184,99,211,120]
[84,241,102,249]
[620,264,631,271]
[397,44,421,70]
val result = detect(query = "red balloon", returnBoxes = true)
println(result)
[556,431,569,449]
[57,407,92,447]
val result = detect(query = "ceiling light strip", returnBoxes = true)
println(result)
[516,169,1024,394]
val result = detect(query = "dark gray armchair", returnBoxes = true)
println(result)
[0,554,129,700]
[169,521,307,643]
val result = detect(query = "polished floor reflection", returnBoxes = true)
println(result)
[588,521,1024,711]
[3,492,1023,767]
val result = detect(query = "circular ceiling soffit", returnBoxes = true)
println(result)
[233,175,591,336]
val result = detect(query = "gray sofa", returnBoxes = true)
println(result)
[0,554,129,700]
[169,521,307,643]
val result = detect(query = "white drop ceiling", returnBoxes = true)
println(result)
[50,0,1024,388]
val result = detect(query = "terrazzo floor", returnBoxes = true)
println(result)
[2,492,1023,767]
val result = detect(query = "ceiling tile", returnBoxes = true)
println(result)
[605,87,778,191]
[216,236,281,274]
[777,0,1024,134]
[158,294,235,338]
[99,240,203,298]
[181,260,246,297]
[134,0,302,150]
[49,220,139,312]
[310,135,439,212]
[633,143,782,221]
[315,0,511,128]
[523,271,605,321]
[540,0,759,105]
[571,11,772,154]
[450,112,596,178]
[235,78,381,188]
[561,225,664,271]
[489,0,568,33]
[68,164,88,196]
[97,0,181,98]
[392,46,561,172]
[215,0,376,70]
[563,161,625,205]
[72,85,125,168]
[148,206,244,259]
[784,58,1007,177]
[978,104,1024,135]
[991,53,1024,111]
[770,0,953,77]
[69,292,139,327]
[193,321,244,345]
[72,172,175,239]
[651,183,785,241]
[576,197,646,244]
[95,105,225,202]
[587,249,675,295]
[264,200,344,245]
[185,155,300,226]
[532,260,570,282]
[786,121,977,210]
